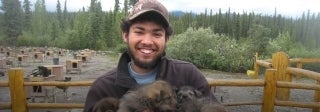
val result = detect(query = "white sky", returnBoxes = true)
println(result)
[33,0,320,17]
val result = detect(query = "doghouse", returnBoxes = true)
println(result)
[0,47,4,53]
[66,59,82,74]
[17,55,29,67]
[76,54,89,63]
[33,48,40,52]
[80,51,92,60]
[33,52,45,63]
[45,51,54,58]
[24,75,56,102]
[58,50,64,56]
[42,65,64,80]
[0,59,5,69]
[6,51,16,57]
[20,49,29,55]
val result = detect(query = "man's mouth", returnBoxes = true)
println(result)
[139,48,154,54]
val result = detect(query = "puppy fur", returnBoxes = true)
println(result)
[117,80,177,112]
[176,86,227,112]
[176,86,203,104]
[92,97,120,112]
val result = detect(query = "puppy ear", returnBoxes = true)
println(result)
[194,89,203,97]
[172,86,179,93]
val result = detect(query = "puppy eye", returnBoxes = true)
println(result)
[188,91,194,95]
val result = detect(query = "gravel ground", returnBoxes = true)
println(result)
[0,52,317,112]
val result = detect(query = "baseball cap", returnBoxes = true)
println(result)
[128,0,169,27]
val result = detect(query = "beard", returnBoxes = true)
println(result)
[127,45,164,70]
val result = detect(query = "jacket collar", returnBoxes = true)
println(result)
[114,51,136,89]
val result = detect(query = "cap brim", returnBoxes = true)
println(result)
[128,9,169,27]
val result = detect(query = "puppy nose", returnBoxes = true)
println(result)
[181,95,188,99]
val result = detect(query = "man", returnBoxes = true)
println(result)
[84,0,222,111]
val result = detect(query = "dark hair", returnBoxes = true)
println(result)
[120,12,173,38]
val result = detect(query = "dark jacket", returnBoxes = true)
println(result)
[83,52,217,112]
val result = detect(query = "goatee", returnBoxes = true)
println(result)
[127,47,162,69]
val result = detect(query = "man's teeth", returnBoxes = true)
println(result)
[141,49,153,54]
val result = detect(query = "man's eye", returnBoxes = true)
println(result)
[134,31,143,34]
[154,33,162,37]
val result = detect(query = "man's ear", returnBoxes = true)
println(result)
[165,37,170,43]
[122,32,128,43]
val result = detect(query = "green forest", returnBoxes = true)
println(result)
[1,0,320,72]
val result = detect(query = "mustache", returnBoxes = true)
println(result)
[136,43,158,51]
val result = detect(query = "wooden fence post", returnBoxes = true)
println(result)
[8,68,28,112]
[313,81,320,112]
[272,52,291,101]
[262,69,277,112]
[254,52,259,79]
[296,62,303,69]
[296,62,303,80]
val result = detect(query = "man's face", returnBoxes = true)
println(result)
[122,20,168,71]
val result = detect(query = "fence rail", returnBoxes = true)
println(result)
[207,79,265,86]
[24,81,93,86]
[28,103,83,109]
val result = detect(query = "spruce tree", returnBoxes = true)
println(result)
[23,0,32,30]
[1,0,23,45]
[57,0,64,30]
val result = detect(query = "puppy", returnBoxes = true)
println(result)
[0,71,4,76]
[117,80,177,112]
[176,86,203,104]
[176,86,227,112]
[92,97,120,112]
[56,77,72,92]
[200,103,228,112]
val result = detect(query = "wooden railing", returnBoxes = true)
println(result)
[1,52,320,112]
[0,68,93,111]
[253,52,320,78]
[252,52,320,112]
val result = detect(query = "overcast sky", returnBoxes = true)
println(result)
[27,0,320,17]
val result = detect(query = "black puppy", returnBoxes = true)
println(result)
[176,86,227,112]
[0,71,4,76]
[56,77,72,92]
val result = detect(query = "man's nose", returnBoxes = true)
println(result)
[141,34,153,45]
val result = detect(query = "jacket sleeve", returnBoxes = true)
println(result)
[83,73,128,112]
[83,79,106,112]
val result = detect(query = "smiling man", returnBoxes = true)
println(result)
[83,0,223,111]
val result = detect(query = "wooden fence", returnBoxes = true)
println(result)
[252,52,320,112]
[0,52,320,112]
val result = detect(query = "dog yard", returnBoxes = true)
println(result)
[0,48,316,112]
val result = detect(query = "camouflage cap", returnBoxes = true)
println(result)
[128,0,169,27]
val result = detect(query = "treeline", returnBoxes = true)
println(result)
[0,0,132,50]
[1,0,319,50]
[1,0,320,72]
[171,9,320,49]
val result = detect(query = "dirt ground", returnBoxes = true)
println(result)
[0,51,317,112]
